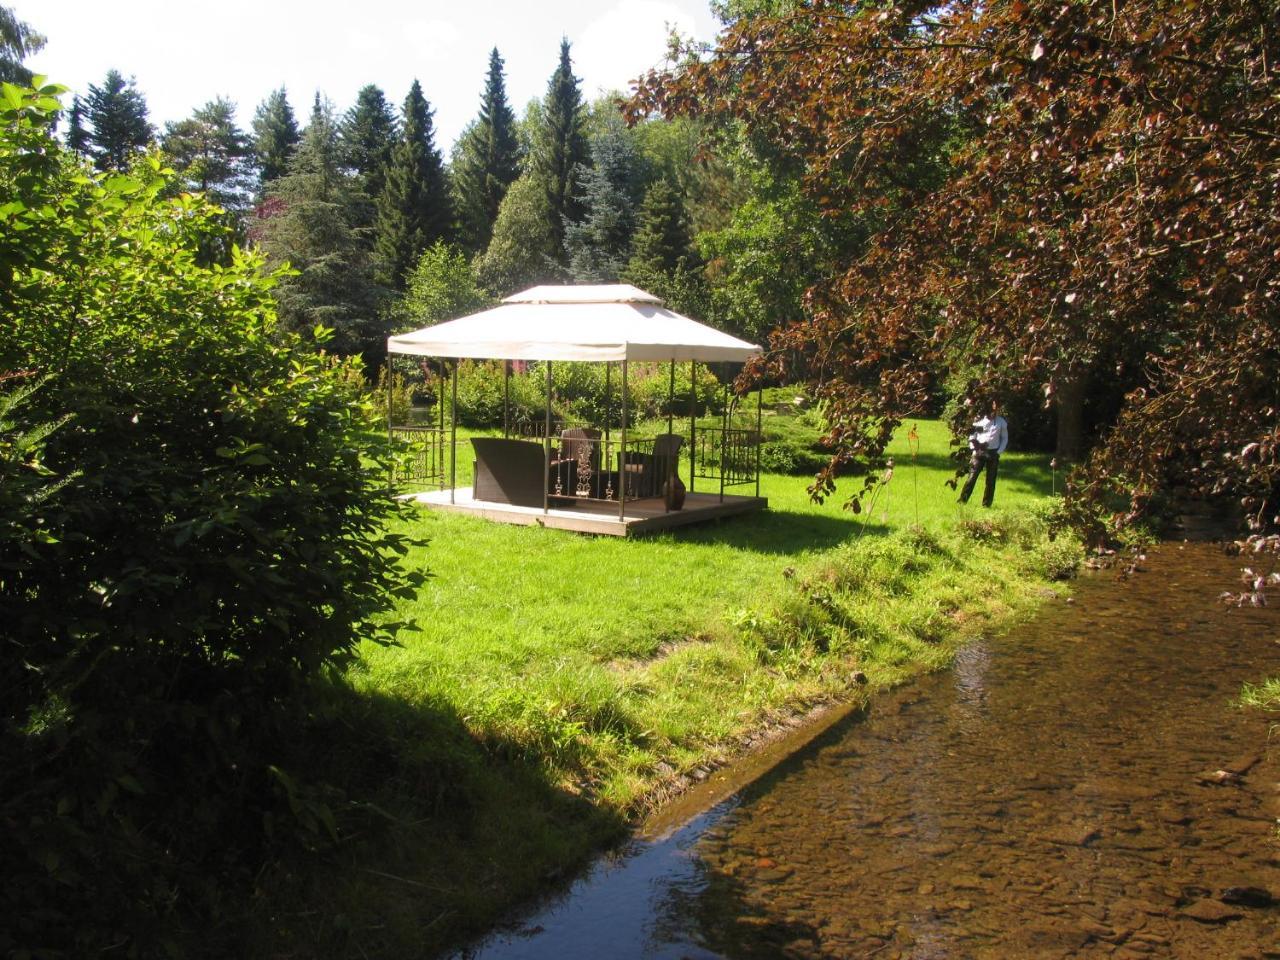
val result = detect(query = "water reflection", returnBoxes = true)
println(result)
[460,545,1280,959]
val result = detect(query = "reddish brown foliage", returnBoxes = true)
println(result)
[630,0,1280,539]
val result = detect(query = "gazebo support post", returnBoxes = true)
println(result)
[449,360,458,504]
[544,361,552,514]
[688,361,696,493]
[619,359,628,521]
[720,379,728,503]
[604,361,611,461]
[666,360,675,437]
[747,381,757,496]
[666,360,676,513]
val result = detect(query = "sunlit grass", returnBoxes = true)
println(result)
[351,416,1060,808]
[1239,677,1280,711]
[263,417,1074,958]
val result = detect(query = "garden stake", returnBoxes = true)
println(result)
[908,423,920,526]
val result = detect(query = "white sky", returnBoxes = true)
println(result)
[14,0,721,153]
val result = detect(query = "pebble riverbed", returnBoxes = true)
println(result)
[459,542,1280,959]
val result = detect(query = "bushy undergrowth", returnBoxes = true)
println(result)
[392,358,727,430]
[1,85,420,956]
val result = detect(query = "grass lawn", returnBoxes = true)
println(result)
[261,417,1075,958]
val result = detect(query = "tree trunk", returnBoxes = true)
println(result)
[1055,373,1086,462]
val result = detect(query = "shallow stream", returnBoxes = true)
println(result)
[457,543,1280,959]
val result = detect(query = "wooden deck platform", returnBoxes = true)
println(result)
[406,488,767,536]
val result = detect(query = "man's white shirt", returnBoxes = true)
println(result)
[973,415,1009,454]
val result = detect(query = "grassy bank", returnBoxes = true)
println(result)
[253,419,1077,958]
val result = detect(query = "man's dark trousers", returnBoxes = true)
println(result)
[959,449,1000,507]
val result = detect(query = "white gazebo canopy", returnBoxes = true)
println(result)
[386,284,761,363]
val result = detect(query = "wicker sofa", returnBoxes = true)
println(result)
[471,437,553,508]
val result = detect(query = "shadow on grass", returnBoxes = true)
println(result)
[670,507,888,555]
[245,678,627,960]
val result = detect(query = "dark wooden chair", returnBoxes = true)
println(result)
[471,437,552,508]
[619,433,684,499]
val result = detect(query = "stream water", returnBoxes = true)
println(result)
[457,543,1280,959]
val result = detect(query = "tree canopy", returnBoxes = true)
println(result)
[632,0,1280,540]
[0,3,43,84]
[374,79,452,288]
[530,39,588,260]
[451,48,521,254]
[252,86,300,187]
[85,69,152,170]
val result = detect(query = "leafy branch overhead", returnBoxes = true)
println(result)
[630,0,1280,539]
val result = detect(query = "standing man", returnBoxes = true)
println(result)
[958,401,1009,507]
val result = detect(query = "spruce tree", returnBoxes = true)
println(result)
[530,39,587,260]
[340,84,398,206]
[85,69,152,171]
[564,112,644,282]
[451,47,521,254]
[622,178,709,317]
[474,172,563,296]
[625,178,698,278]
[252,87,300,188]
[374,79,452,289]
[161,98,254,213]
[257,96,382,359]
[65,94,89,155]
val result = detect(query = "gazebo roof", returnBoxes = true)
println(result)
[386,284,761,363]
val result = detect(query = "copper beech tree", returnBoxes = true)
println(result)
[630,0,1279,542]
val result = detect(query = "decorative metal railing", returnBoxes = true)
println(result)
[546,435,680,506]
[390,425,447,490]
[692,426,762,496]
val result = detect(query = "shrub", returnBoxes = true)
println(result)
[449,360,725,430]
[0,83,422,955]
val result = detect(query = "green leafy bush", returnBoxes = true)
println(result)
[448,360,725,430]
[0,82,422,955]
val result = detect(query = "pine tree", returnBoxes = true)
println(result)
[161,98,254,213]
[65,94,89,155]
[530,39,587,260]
[622,178,709,317]
[625,178,699,278]
[252,87,300,188]
[0,5,43,84]
[85,69,152,171]
[474,172,564,296]
[451,47,521,254]
[564,112,645,282]
[256,96,382,360]
[340,84,397,205]
[374,79,452,289]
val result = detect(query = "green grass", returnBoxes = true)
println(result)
[253,417,1074,958]
[1239,677,1280,711]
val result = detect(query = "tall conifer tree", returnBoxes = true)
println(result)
[625,178,698,277]
[564,113,644,282]
[374,79,451,289]
[451,48,521,254]
[530,39,587,259]
[162,98,254,213]
[85,69,152,170]
[252,87,300,188]
[340,84,398,206]
[65,94,89,155]
[257,96,381,358]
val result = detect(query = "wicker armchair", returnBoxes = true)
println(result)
[619,433,684,499]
